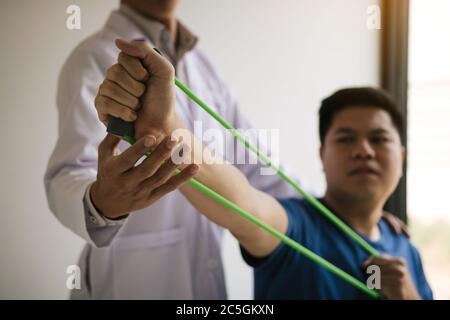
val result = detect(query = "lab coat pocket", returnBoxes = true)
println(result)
[111,227,193,299]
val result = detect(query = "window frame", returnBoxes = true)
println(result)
[381,0,410,222]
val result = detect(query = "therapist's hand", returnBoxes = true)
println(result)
[95,51,149,126]
[90,133,199,219]
[95,38,178,142]
[362,255,421,300]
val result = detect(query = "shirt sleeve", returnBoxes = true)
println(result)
[240,198,312,269]
[44,44,125,247]
[84,182,128,227]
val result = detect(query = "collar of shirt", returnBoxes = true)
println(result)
[317,198,383,242]
[119,3,198,66]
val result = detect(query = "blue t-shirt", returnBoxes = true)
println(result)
[241,198,433,300]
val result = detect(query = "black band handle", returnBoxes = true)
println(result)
[106,115,135,138]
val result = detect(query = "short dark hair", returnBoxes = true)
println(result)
[318,87,404,145]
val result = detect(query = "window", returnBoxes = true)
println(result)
[408,0,450,299]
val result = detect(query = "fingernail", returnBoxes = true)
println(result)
[144,136,156,147]
[166,136,178,148]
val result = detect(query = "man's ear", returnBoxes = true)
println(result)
[401,146,406,162]
[399,146,406,178]
[320,145,324,162]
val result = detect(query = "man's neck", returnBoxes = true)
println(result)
[147,15,177,43]
[323,192,384,240]
[121,1,178,43]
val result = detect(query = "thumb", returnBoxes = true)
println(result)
[98,133,121,161]
[114,38,174,80]
[115,38,145,58]
[361,256,376,270]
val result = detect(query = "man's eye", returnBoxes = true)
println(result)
[336,137,354,144]
[371,137,389,144]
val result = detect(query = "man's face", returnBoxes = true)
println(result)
[320,106,405,203]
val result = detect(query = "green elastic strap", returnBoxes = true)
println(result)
[174,79,379,258]
[122,134,379,299]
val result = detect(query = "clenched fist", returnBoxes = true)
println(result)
[95,38,179,142]
[363,255,420,300]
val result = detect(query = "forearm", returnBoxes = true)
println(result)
[175,130,262,238]
[167,116,286,249]
[185,165,262,233]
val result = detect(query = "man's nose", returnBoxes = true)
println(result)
[352,139,375,160]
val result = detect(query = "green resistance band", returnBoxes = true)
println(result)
[120,134,379,299]
[174,79,379,258]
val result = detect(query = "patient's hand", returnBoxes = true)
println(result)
[362,255,420,300]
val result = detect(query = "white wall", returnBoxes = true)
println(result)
[0,0,379,299]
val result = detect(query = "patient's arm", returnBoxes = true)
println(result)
[167,117,287,257]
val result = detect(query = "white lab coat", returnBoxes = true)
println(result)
[44,9,305,299]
